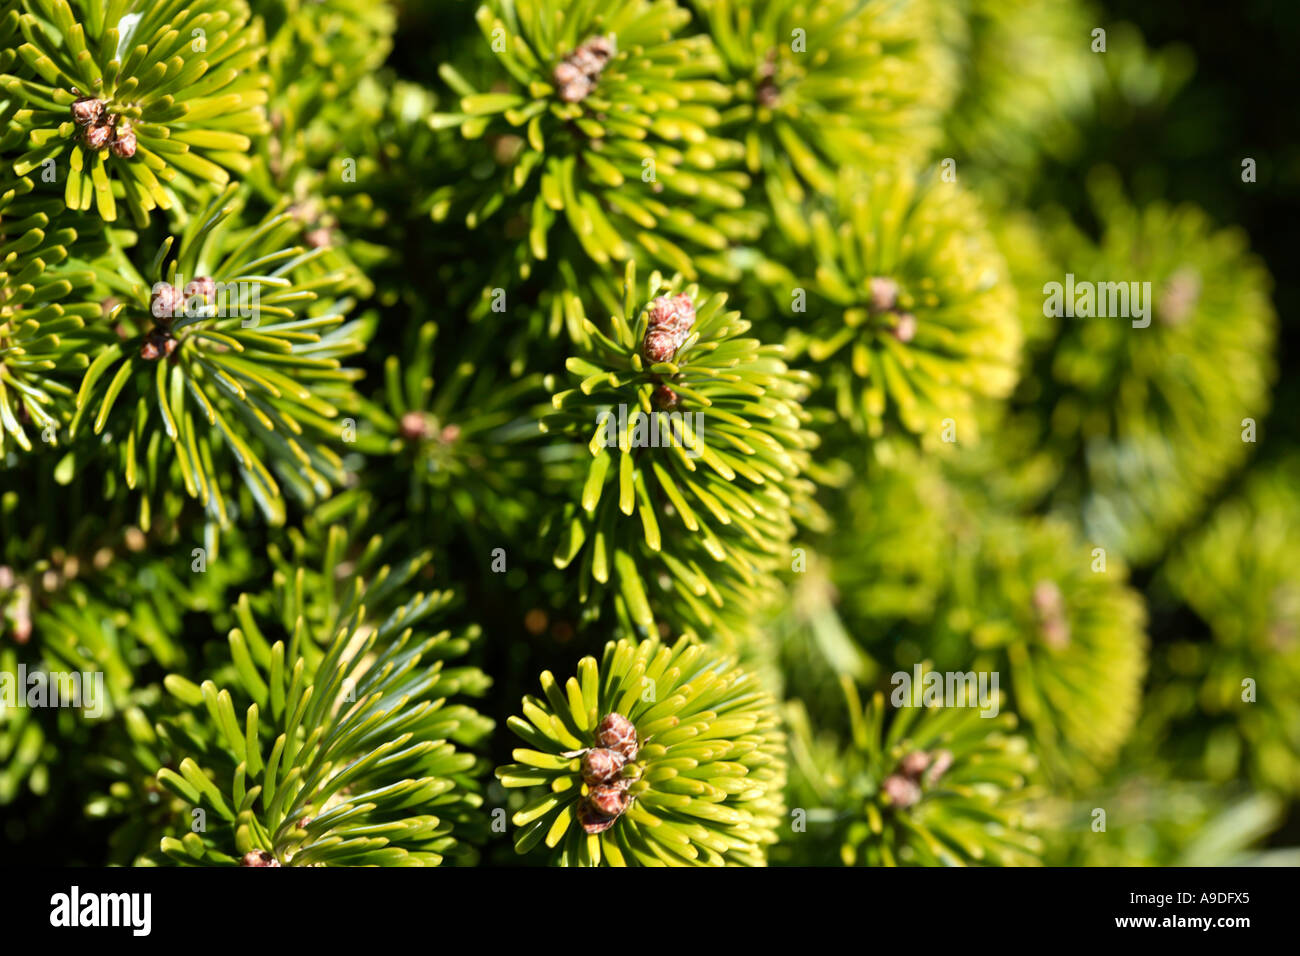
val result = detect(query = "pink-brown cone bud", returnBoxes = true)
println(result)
[11,610,32,645]
[556,76,592,103]
[553,61,582,86]
[581,747,626,787]
[595,712,638,760]
[110,125,137,159]
[1033,580,1070,649]
[1158,267,1201,327]
[151,283,184,321]
[577,796,619,834]
[587,784,631,819]
[881,773,922,809]
[140,330,176,361]
[643,328,677,364]
[647,294,696,338]
[868,277,900,313]
[184,276,217,302]
[82,122,113,151]
[924,749,954,786]
[70,97,105,127]
[893,312,917,343]
[1042,615,1071,650]
[652,384,680,410]
[583,35,614,64]
[898,751,930,779]
[554,35,615,102]
[1032,580,1063,615]
[401,411,433,441]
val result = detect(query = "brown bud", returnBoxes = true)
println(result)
[570,50,602,77]
[552,54,594,103]
[924,749,954,786]
[586,784,631,819]
[70,97,105,127]
[82,121,113,151]
[643,328,678,364]
[577,798,619,834]
[289,199,321,226]
[892,312,917,343]
[1033,580,1070,648]
[12,614,32,645]
[184,276,216,302]
[1158,267,1201,327]
[868,277,899,312]
[881,773,922,809]
[584,35,614,64]
[652,384,680,410]
[553,61,583,86]
[581,747,626,787]
[568,35,614,79]
[110,125,137,159]
[140,329,176,361]
[595,712,638,760]
[400,411,433,441]
[553,35,615,103]
[1032,580,1063,616]
[647,294,696,338]
[240,850,279,867]
[1042,615,1071,650]
[151,283,183,321]
[7,582,33,645]
[556,75,592,103]
[898,751,930,780]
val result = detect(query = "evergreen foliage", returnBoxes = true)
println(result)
[496,634,785,865]
[783,673,1042,866]
[542,263,818,646]
[149,584,492,866]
